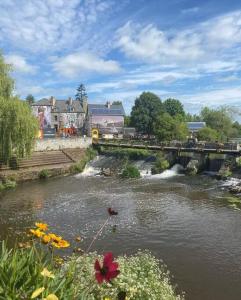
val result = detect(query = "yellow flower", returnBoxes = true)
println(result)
[103,297,112,300]
[42,234,51,244]
[35,222,48,231]
[52,239,70,249]
[48,233,62,242]
[44,294,59,300]
[57,239,70,248]
[30,229,44,238]
[31,287,45,299]
[41,268,55,279]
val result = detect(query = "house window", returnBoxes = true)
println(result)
[55,115,58,121]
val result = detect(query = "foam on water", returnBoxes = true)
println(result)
[150,164,184,179]
[221,177,241,187]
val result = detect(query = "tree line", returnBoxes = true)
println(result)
[127,92,241,142]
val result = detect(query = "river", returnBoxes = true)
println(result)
[0,159,241,300]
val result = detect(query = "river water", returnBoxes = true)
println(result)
[0,160,241,300]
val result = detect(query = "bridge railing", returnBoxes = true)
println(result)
[95,138,240,151]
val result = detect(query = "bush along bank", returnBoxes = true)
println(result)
[0,209,184,300]
[0,178,17,192]
[98,146,153,161]
[121,164,141,179]
[151,152,170,175]
[69,146,98,174]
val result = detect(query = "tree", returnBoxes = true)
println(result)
[0,52,14,100]
[200,107,233,141]
[163,98,185,118]
[197,127,219,141]
[130,92,163,135]
[154,113,188,141]
[26,94,35,105]
[124,116,131,127]
[0,53,38,164]
[112,101,122,105]
[75,84,87,105]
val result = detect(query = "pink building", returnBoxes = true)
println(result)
[86,101,125,136]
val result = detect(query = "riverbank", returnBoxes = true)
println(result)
[0,147,97,189]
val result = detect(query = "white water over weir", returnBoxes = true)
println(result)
[141,164,184,179]
[76,154,184,179]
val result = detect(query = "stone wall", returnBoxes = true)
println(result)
[34,137,92,151]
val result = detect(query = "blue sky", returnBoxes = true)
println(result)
[1,0,241,114]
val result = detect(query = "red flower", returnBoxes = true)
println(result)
[94,252,120,284]
[108,207,118,216]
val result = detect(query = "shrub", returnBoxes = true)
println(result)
[39,169,50,179]
[64,251,183,300]
[100,147,151,160]
[152,153,170,174]
[3,179,17,189]
[121,164,140,178]
[69,146,97,174]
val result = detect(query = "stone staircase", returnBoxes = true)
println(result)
[0,150,74,170]
[62,148,86,162]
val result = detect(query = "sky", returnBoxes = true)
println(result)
[1,0,241,115]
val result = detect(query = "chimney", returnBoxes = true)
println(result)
[68,97,73,105]
[50,96,56,106]
[106,101,111,109]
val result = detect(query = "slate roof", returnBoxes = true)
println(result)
[88,103,125,116]
[187,122,206,131]
[32,98,84,113]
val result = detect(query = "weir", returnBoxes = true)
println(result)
[94,140,239,173]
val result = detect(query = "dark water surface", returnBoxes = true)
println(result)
[0,173,241,300]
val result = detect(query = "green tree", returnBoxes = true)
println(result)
[0,52,14,99]
[0,53,38,164]
[200,107,234,141]
[25,94,35,105]
[163,98,185,118]
[124,116,131,127]
[75,83,87,105]
[112,101,122,105]
[130,92,163,135]
[154,113,188,141]
[197,127,219,141]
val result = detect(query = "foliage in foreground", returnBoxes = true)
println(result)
[64,251,183,300]
[0,241,183,300]
[0,242,76,300]
[121,164,141,178]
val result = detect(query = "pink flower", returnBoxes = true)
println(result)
[94,252,120,284]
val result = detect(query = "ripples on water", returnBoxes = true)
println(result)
[0,165,241,300]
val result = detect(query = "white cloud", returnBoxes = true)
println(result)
[181,87,241,107]
[4,54,36,74]
[0,0,117,54]
[116,11,241,65]
[181,7,200,14]
[52,52,121,77]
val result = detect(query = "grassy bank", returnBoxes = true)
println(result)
[69,146,97,174]
[99,147,153,160]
